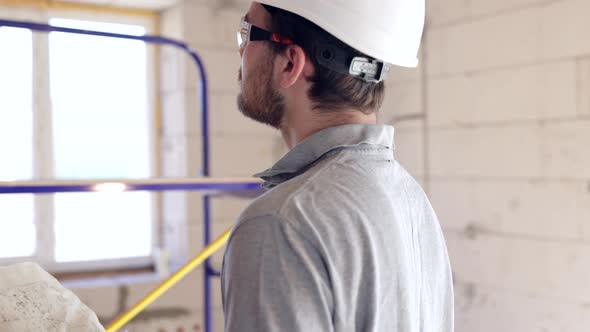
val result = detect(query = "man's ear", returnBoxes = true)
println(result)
[275,45,307,89]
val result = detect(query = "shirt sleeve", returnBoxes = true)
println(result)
[221,214,334,332]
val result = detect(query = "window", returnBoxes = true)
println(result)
[0,14,156,274]
[0,27,35,259]
[49,19,154,264]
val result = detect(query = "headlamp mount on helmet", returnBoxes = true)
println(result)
[314,43,391,83]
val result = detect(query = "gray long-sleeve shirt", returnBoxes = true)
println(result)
[221,124,454,332]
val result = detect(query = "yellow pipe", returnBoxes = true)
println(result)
[106,227,233,332]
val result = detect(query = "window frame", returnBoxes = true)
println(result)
[0,4,162,277]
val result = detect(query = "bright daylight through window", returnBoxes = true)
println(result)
[49,18,153,263]
[0,18,154,269]
[0,27,35,259]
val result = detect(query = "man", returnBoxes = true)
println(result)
[221,1,454,331]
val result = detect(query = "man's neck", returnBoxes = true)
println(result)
[279,106,377,150]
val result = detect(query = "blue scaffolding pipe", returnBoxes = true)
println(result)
[0,179,262,194]
[0,18,242,332]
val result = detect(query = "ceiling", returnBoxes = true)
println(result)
[61,0,179,10]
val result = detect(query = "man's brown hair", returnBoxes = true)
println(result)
[263,5,385,114]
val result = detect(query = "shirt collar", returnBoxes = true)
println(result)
[255,124,395,188]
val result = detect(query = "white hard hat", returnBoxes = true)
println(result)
[256,0,425,68]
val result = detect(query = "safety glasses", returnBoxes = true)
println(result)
[237,17,294,50]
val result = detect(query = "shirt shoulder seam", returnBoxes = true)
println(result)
[275,152,347,228]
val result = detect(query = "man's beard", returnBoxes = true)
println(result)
[237,55,286,129]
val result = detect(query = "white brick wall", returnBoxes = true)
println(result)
[428,61,578,127]
[390,0,590,330]
[580,57,590,117]
[208,92,278,140]
[160,44,185,94]
[210,134,279,177]
[184,2,242,50]
[428,0,590,76]
[540,0,590,60]
[429,180,498,232]
[380,80,423,122]
[185,48,240,94]
[454,282,590,332]
[426,0,469,27]
[540,120,590,179]
[431,179,590,240]
[426,7,542,75]
[429,124,545,178]
[469,0,554,19]
[447,231,590,301]
[392,120,425,178]
[387,63,423,84]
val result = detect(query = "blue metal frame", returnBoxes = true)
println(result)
[0,18,246,332]
[0,180,261,194]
